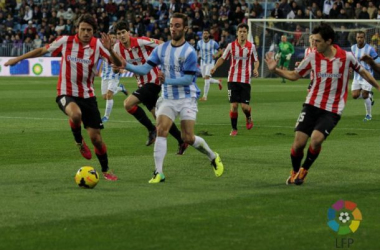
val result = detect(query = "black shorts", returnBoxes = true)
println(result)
[56,95,104,129]
[295,104,341,138]
[132,83,161,111]
[227,82,251,104]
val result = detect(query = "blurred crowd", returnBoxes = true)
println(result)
[1,0,380,56]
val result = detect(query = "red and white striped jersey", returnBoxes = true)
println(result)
[114,37,160,88]
[221,40,258,84]
[304,47,316,81]
[296,45,363,115]
[46,35,111,98]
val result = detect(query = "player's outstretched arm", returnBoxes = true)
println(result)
[4,47,48,66]
[358,68,380,91]
[265,52,300,81]
[125,62,154,75]
[361,54,380,75]
[210,57,225,75]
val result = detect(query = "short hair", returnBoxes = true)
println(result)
[171,12,188,27]
[76,14,97,31]
[203,28,210,34]
[108,30,116,35]
[237,23,249,31]
[114,21,129,32]
[356,30,366,37]
[312,22,335,43]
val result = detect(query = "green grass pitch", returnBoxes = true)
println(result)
[0,76,379,250]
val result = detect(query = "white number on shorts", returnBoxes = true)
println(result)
[60,97,66,107]
[297,112,306,123]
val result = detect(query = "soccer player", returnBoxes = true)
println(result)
[295,35,316,91]
[350,31,378,121]
[99,30,129,123]
[264,23,380,185]
[113,21,188,154]
[276,35,294,83]
[4,14,124,181]
[210,23,259,136]
[196,29,223,101]
[118,13,224,183]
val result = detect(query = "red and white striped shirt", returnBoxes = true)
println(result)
[114,37,160,88]
[222,40,258,84]
[296,45,363,115]
[46,35,111,98]
[304,46,316,81]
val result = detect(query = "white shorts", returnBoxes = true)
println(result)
[101,79,119,95]
[156,97,198,121]
[200,62,215,77]
[351,79,372,92]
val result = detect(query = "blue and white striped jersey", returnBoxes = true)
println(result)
[101,59,119,81]
[196,39,219,64]
[148,41,200,100]
[351,43,378,81]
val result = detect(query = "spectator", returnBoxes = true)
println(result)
[190,0,202,11]
[24,20,37,36]
[367,1,377,19]
[57,7,66,19]
[338,8,349,19]
[230,6,245,25]
[11,34,22,56]
[64,8,76,21]
[32,33,42,49]
[32,5,42,25]
[355,3,363,19]
[271,2,285,19]
[329,2,340,19]
[23,5,33,24]
[322,0,333,18]
[48,11,59,26]
[4,13,14,28]
[295,9,304,19]
[358,6,370,19]
[55,18,66,33]
[191,11,203,33]
[344,2,355,19]
[252,0,263,17]
[169,0,180,13]
[279,0,291,17]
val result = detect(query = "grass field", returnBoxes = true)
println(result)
[0,76,379,250]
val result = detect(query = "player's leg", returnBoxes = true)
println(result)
[228,82,239,136]
[179,98,223,177]
[206,63,222,92]
[240,83,253,130]
[200,63,209,101]
[102,79,120,122]
[295,110,341,185]
[124,87,156,146]
[56,95,92,160]
[150,101,176,183]
[361,83,372,121]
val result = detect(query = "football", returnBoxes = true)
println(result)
[75,166,99,189]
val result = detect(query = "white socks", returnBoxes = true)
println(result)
[203,79,210,98]
[364,97,372,116]
[104,99,114,118]
[210,78,219,84]
[192,136,215,161]
[154,137,167,174]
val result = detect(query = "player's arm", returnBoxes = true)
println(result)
[210,57,225,74]
[213,48,224,59]
[265,52,300,81]
[253,61,259,77]
[361,54,380,75]
[358,68,380,91]
[164,74,194,86]
[4,47,48,66]
[125,62,154,75]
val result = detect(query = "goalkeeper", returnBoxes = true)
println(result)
[276,35,294,83]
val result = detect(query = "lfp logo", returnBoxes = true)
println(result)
[327,200,362,235]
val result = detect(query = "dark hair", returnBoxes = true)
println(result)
[76,13,97,31]
[312,22,335,43]
[237,23,249,31]
[203,28,210,33]
[108,30,116,35]
[171,12,188,27]
[114,21,129,32]
[356,30,365,37]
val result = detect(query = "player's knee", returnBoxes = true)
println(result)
[362,93,369,99]
[106,92,114,100]
[90,135,102,147]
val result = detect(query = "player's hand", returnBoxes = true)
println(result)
[286,54,291,60]
[253,69,259,78]
[265,51,278,71]
[4,58,19,66]
[100,32,112,50]
[275,53,281,60]
[210,67,216,75]
[360,54,374,65]
[295,62,300,67]
[157,71,165,85]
